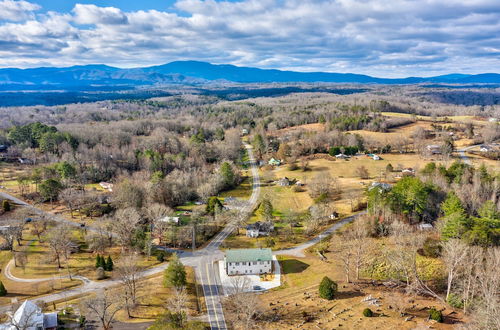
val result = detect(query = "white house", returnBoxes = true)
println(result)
[246,222,274,238]
[158,216,180,225]
[225,248,273,275]
[0,300,57,330]
[426,144,441,154]
[480,145,493,152]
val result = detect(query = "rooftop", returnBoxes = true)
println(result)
[226,248,273,263]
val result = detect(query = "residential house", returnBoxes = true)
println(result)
[0,300,57,330]
[426,145,442,154]
[480,145,493,152]
[224,248,273,275]
[369,182,392,191]
[158,216,180,225]
[246,221,274,238]
[17,158,33,165]
[329,211,339,220]
[277,177,290,186]
[402,168,415,176]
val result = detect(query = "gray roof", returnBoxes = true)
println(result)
[44,312,58,328]
[226,248,272,263]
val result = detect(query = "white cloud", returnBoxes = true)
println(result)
[0,0,498,77]
[73,4,128,25]
[0,0,40,21]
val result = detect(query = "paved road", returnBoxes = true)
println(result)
[273,212,365,258]
[194,142,261,329]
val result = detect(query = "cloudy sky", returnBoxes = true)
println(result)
[0,0,499,77]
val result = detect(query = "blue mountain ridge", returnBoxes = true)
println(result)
[0,60,498,88]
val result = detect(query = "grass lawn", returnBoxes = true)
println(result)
[9,226,162,282]
[219,174,253,200]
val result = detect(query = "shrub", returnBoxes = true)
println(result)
[421,237,442,258]
[96,267,105,280]
[2,200,10,212]
[447,293,464,309]
[293,185,305,192]
[429,308,443,323]
[0,281,7,296]
[363,308,373,317]
[288,162,299,171]
[314,193,329,204]
[265,237,275,248]
[318,276,337,300]
[156,250,167,262]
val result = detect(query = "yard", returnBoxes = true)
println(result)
[256,247,462,329]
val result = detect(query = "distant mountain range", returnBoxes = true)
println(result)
[0,61,498,89]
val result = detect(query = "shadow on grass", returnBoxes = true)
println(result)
[335,290,365,300]
[280,259,309,274]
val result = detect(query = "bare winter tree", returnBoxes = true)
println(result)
[442,239,468,301]
[345,217,371,281]
[116,253,144,318]
[309,172,341,200]
[167,287,189,315]
[331,234,354,283]
[224,277,260,329]
[469,247,500,330]
[80,289,124,330]
[112,208,141,249]
[45,224,75,269]
[144,203,173,246]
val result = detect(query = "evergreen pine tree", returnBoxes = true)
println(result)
[318,276,337,300]
[95,254,101,268]
[105,256,114,271]
[0,281,7,296]
[164,254,187,289]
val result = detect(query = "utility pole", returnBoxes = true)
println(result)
[192,220,196,252]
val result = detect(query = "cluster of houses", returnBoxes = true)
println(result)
[335,153,380,160]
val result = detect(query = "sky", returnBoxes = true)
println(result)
[0,0,499,77]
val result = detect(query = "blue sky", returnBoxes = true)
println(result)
[34,1,191,14]
[0,0,498,77]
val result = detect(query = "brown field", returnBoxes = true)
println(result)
[274,123,326,136]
